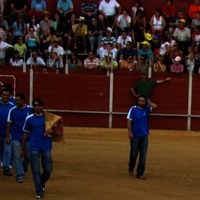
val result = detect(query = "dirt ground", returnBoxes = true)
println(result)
[1,127,200,200]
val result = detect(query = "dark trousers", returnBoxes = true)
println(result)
[129,136,148,176]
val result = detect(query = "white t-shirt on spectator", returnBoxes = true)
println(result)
[99,0,120,16]
[117,35,132,48]
[48,45,64,56]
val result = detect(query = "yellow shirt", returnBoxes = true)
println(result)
[72,24,87,36]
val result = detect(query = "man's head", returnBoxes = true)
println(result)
[1,88,11,104]
[32,97,44,114]
[15,93,26,108]
[136,95,148,108]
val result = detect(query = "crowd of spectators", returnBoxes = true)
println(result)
[0,0,200,74]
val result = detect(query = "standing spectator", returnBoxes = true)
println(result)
[83,50,99,70]
[29,0,47,19]
[88,17,103,52]
[0,35,13,65]
[127,95,157,179]
[6,93,32,183]
[9,0,28,24]
[55,0,75,25]
[22,98,53,199]
[0,87,14,176]
[81,0,98,24]
[188,0,200,20]
[98,0,121,29]
[9,50,23,66]
[72,16,88,53]
[149,8,166,36]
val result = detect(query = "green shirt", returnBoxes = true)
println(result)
[134,79,156,98]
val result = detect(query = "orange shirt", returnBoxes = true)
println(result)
[188,4,200,19]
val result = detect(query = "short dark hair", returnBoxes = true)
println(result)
[136,95,148,105]
[15,93,26,101]
[32,97,44,107]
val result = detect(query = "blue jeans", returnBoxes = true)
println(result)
[12,140,25,180]
[0,136,12,170]
[30,150,53,195]
[129,136,148,176]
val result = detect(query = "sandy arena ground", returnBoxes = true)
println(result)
[1,127,200,200]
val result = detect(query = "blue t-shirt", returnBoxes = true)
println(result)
[7,105,32,141]
[127,105,152,137]
[23,114,52,151]
[31,0,46,11]
[0,101,14,137]
[57,0,73,11]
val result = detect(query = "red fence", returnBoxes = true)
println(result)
[1,66,200,130]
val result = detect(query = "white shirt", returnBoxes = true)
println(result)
[99,0,120,16]
[117,35,132,48]
[9,58,24,66]
[26,57,46,66]
[159,42,170,55]
[0,41,12,59]
[48,45,64,56]
[117,14,131,28]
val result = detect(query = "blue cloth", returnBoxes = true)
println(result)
[31,0,46,11]
[0,101,14,137]
[57,0,73,11]
[12,22,26,37]
[127,105,152,137]
[23,114,52,151]
[8,105,32,141]
[30,150,53,196]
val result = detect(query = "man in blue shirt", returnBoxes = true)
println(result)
[127,95,157,179]
[22,98,53,199]
[0,87,14,176]
[6,93,32,183]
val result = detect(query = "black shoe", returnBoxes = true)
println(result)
[136,174,146,180]
[128,169,133,176]
[3,170,12,176]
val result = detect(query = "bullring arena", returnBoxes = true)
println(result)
[1,127,200,200]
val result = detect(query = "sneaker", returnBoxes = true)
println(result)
[35,195,42,199]
[3,169,12,176]
[17,179,24,183]
[136,174,146,180]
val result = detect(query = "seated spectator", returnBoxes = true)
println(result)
[99,52,118,70]
[133,9,146,50]
[0,35,13,65]
[151,35,161,59]
[9,0,28,24]
[0,0,5,13]
[116,9,131,34]
[98,27,117,60]
[26,15,40,36]
[117,30,132,51]
[88,17,103,52]
[47,51,64,72]
[81,0,98,24]
[153,56,166,72]
[149,8,166,36]
[28,0,47,19]
[131,0,144,19]
[173,19,191,55]
[0,12,10,42]
[119,55,135,71]
[188,0,200,20]
[193,45,200,73]
[138,40,154,62]
[55,0,75,25]
[135,54,149,73]
[83,50,99,70]
[161,0,176,29]
[100,42,118,61]
[72,16,88,53]
[13,36,27,58]
[170,56,184,73]
[48,38,64,57]
[191,11,200,29]
[68,52,83,69]
[25,27,40,52]
[98,0,121,29]
[192,25,200,45]
[120,41,137,61]
[9,50,23,67]
[39,11,54,37]
[12,14,26,44]
[26,50,46,67]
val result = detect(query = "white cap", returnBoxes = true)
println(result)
[174,56,181,62]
